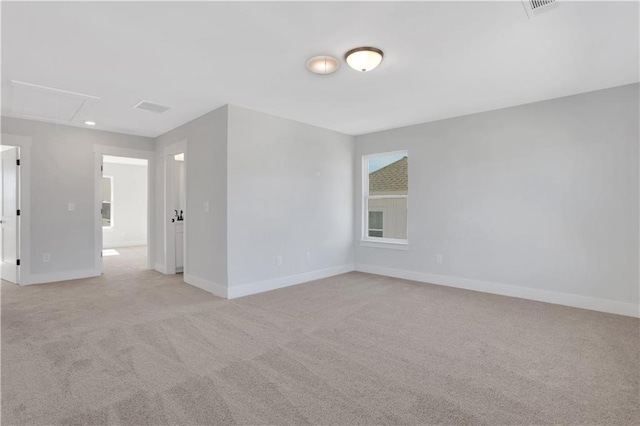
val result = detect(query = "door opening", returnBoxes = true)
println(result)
[100,155,149,274]
[164,140,187,275]
[1,145,20,284]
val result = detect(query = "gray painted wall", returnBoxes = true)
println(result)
[354,84,639,305]
[1,117,154,278]
[154,105,228,287]
[226,105,354,287]
[3,83,637,313]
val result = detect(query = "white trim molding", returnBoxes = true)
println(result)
[184,274,227,299]
[25,269,99,285]
[360,240,409,250]
[184,265,355,300]
[356,264,640,318]
[227,264,355,299]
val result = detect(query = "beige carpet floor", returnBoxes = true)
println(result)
[2,246,639,425]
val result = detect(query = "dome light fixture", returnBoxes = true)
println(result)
[306,55,340,75]
[345,47,384,72]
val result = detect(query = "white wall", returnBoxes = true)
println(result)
[226,105,354,295]
[102,162,148,249]
[154,106,228,289]
[1,117,154,283]
[354,84,639,316]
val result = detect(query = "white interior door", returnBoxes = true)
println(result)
[1,146,19,283]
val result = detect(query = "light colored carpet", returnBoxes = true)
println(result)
[2,246,639,425]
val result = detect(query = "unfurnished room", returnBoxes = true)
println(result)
[1,1,639,425]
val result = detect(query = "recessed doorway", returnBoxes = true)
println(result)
[164,140,187,275]
[100,155,149,274]
[94,146,154,277]
[0,145,20,284]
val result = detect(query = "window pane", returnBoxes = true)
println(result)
[368,198,407,239]
[368,154,407,196]
[369,211,383,230]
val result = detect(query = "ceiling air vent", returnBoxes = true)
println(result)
[133,100,171,114]
[522,0,557,18]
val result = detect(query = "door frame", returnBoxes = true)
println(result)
[163,140,187,275]
[94,145,154,274]
[0,134,31,285]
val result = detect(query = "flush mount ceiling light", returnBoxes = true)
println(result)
[306,55,340,75]
[84,121,96,126]
[345,47,384,72]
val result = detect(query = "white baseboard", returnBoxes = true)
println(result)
[153,263,167,274]
[356,264,639,318]
[25,268,100,285]
[103,241,147,249]
[227,264,355,299]
[184,274,227,298]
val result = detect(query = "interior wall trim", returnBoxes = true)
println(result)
[356,264,640,318]
[227,264,356,299]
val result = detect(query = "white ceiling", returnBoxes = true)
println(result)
[2,1,638,138]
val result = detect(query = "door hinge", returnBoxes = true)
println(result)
[16,209,20,216]
[16,159,20,166]
[17,259,20,266]
[101,165,103,172]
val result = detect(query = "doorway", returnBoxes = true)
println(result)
[164,140,187,275]
[94,146,154,277]
[0,145,20,284]
[100,155,149,274]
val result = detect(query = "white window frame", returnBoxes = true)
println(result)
[361,150,408,247]
[102,175,114,229]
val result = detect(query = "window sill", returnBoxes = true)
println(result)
[360,240,409,251]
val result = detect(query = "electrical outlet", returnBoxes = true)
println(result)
[305,252,311,262]
[43,253,51,263]
[68,202,75,211]
[436,254,443,264]
[204,202,210,213]
[276,255,283,266]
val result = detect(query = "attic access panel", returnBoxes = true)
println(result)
[10,80,100,123]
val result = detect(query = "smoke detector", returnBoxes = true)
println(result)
[133,100,171,114]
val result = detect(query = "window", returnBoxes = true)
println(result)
[363,151,408,243]
[102,176,113,228]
